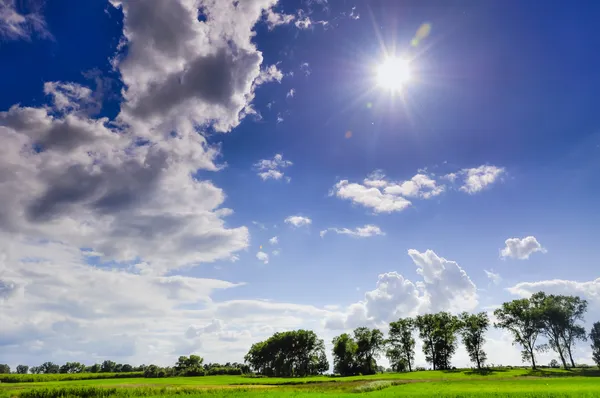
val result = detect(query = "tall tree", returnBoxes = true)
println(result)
[0,364,10,374]
[433,312,461,370]
[459,312,489,370]
[590,322,600,368]
[559,295,588,368]
[530,292,581,369]
[353,327,385,375]
[387,318,416,372]
[415,313,438,370]
[415,312,460,370]
[59,362,86,374]
[16,365,29,374]
[100,360,117,373]
[245,330,328,377]
[494,298,542,369]
[332,333,358,376]
[39,362,59,374]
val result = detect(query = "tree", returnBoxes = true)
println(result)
[100,360,117,373]
[39,362,59,374]
[121,364,134,372]
[590,322,600,367]
[558,295,588,368]
[16,365,29,374]
[494,298,542,369]
[332,333,358,376]
[387,318,416,372]
[433,312,461,370]
[245,330,329,377]
[353,327,385,375]
[59,362,86,374]
[175,355,204,376]
[530,292,587,369]
[0,364,10,374]
[415,312,460,370]
[88,363,101,373]
[415,314,438,370]
[459,312,490,370]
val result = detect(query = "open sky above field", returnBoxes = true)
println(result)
[1,0,600,369]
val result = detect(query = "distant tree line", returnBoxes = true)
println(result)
[2,292,600,377]
[244,292,600,376]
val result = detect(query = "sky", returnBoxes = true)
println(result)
[1,0,600,369]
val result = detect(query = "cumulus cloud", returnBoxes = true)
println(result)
[326,249,477,329]
[256,251,269,264]
[0,0,304,366]
[269,236,278,245]
[284,215,312,227]
[320,224,384,238]
[500,236,546,260]
[286,88,295,98]
[332,166,504,213]
[459,165,505,194]
[507,278,600,303]
[254,153,293,181]
[0,0,51,40]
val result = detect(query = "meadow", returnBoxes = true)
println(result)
[2,368,600,398]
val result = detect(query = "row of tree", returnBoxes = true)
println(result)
[0,358,248,377]
[243,292,600,376]
[0,361,141,375]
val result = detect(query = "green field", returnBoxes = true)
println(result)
[2,369,599,398]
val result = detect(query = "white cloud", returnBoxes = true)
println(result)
[484,269,502,285]
[284,215,312,227]
[271,249,281,256]
[286,88,295,98]
[500,236,546,260]
[507,278,600,304]
[460,165,505,194]
[269,236,278,245]
[320,224,384,238]
[333,165,504,213]
[254,64,284,86]
[384,174,445,199]
[256,251,269,264]
[254,153,293,181]
[0,0,304,367]
[252,221,267,230]
[325,249,477,329]
[262,7,295,30]
[300,62,311,76]
[0,0,51,40]
[110,0,283,133]
[333,180,411,213]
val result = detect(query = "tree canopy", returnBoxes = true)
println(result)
[244,329,328,377]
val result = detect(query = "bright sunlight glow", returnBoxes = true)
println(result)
[376,56,412,92]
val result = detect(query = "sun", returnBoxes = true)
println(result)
[376,56,412,92]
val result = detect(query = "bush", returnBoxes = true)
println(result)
[205,367,242,376]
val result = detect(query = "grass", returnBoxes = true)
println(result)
[1,368,599,398]
[0,374,144,384]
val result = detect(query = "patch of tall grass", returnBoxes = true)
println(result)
[0,373,144,384]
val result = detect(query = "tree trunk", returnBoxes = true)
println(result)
[476,355,481,370]
[568,349,576,368]
[406,354,412,372]
[530,348,537,370]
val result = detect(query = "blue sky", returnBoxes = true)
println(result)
[1,0,600,369]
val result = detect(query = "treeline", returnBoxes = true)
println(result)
[0,357,248,381]
[243,292,600,376]
[3,292,600,380]
[142,355,249,378]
